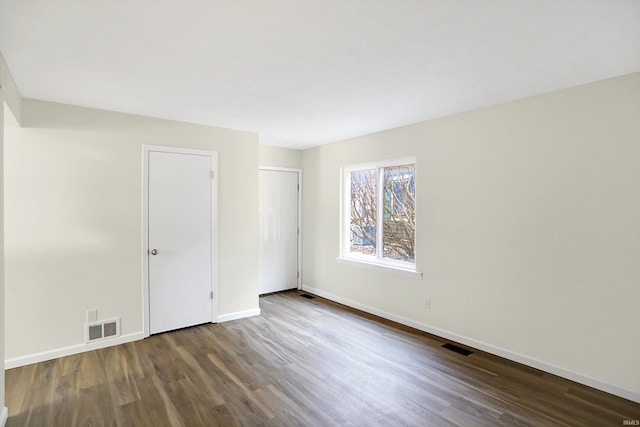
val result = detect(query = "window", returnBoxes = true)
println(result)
[340,158,418,276]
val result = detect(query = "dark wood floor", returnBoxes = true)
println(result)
[5,290,639,426]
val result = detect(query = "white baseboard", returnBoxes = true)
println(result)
[1,406,7,427]
[4,331,145,370]
[302,284,640,404]
[216,308,261,323]
[4,308,262,369]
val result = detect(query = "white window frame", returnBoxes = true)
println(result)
[338,157,422,279]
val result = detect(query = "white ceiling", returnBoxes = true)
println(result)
[1,1,639,149]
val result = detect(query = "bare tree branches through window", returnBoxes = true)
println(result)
[346,161,415,265]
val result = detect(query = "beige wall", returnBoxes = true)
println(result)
[302,72,640,398]
[259,145,303,169]
[0,53,21,124]
[0,95,5,420]
[4,99,260,360]
[0,48,21,420]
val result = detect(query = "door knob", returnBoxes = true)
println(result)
[150,249,158,255]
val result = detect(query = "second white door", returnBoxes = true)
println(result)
[259,169,299,294]
[148,149,215,334]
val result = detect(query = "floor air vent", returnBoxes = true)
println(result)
[442,343,473,356]
[301,293,316,299]
[85,317,121,343]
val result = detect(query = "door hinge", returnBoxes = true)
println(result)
[297,227,300,235]
[297,271,300,279]
[210,170,215,179]
[297,183,300,191]
[210,291,214,300]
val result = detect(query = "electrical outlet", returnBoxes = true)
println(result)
[87,309,98,323]
[424,297,431,309]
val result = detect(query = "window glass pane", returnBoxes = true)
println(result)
[350,168,377,256]
[382,165,415,262]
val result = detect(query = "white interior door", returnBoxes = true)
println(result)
[259,169,299,294]
[148,149,214,334]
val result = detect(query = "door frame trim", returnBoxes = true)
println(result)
[143,145,219,337]
[258,166,303,290]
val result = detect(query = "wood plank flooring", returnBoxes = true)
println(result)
[6,290,640,426]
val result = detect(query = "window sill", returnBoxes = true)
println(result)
[336,257,423,279]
